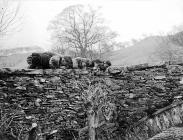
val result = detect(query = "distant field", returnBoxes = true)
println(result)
[0,53,31,68]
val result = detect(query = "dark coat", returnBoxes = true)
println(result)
[27,52,56,69]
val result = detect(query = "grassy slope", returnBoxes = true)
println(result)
[110,36,175,66]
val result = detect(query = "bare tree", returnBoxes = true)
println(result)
[155,42,181,62]
[51,41,66,55]
[168,31,183,47]
[0,0,21,37]
[152,32,183,62]
[48,5,117,58]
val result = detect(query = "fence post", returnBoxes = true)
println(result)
[88,108,96,140]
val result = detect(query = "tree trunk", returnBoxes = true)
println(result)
[80,48,87,58]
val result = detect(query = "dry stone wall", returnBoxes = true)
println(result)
[1,61,183,139]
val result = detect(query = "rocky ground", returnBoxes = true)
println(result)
[1,61,183,139]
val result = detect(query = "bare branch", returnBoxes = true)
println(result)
[0,0,21,37]
[48,5,117,58]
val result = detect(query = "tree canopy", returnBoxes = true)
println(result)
[48,5,117,58]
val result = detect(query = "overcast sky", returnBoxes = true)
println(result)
[0,0,183,50]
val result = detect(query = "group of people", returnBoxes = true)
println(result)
[27,52,111,71]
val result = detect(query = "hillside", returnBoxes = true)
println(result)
[0,46,44,68]
[110,35,183,66]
